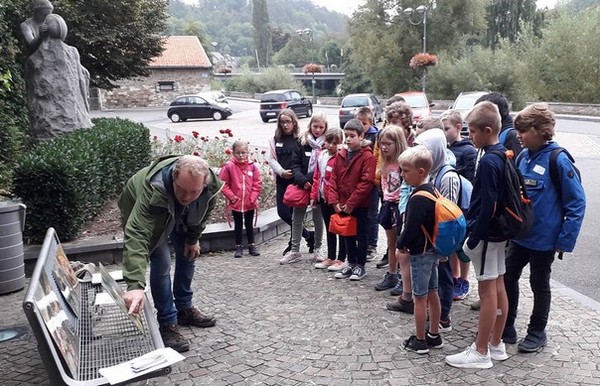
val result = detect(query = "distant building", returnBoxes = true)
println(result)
[100,36,212,109]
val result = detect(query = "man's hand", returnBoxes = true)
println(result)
[282,170,293,179]
[124,289,145,316]
[184,241,201,261]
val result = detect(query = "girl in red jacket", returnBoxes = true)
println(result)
[311,128,347,271]
[219,140,263,258]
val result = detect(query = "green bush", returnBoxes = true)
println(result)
[226,67,306,93]
[13,118,150,242]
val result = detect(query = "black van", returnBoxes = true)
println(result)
[259,89,313,123]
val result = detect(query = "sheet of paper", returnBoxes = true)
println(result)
[98,347,185,385]
[92,270,123,285]
[93,292,115,306]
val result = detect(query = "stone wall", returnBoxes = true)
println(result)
[101,68,211,109]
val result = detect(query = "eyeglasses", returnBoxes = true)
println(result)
[280,119,293,124]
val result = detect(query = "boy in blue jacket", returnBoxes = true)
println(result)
[503,103,586,352]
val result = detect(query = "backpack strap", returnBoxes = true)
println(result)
[499,127,514,146]
[549,147,575,202]
[412,189,440,249]
[434,164,463,207]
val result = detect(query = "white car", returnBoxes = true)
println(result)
[450,91,489,137]
[197,91,229,109]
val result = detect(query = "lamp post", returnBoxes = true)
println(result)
[404,5,428,92]
[296,28,317,104]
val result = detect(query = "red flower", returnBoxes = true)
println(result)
[261,150,266,154]
[200,136,206,141]
[193,151,199,156]
[225,149,232,155]
[225,128,232,133]
[174,135,184,143]
[192,131,199,139]
[219,129,225,134]
[228,132,233,137]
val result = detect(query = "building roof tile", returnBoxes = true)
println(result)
[149,36,212,69]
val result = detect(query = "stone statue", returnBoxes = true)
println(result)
[22,0,93,141]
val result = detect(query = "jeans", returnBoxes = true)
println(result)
[291,205,323,252]
[504,241,555,331]
[409,251,440,297]
[366,187,379,247]
[345,207,368,267]
[233,210,255,245]
[149,228,195,327]
[320,201,346,261]
[438,260,454,320]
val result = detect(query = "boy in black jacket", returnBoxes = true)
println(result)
[397,145,443,354]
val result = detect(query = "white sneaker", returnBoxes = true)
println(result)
[279,251,303,265]
[313,248,326,262]
[489,341,509,361]
[314,259,335,269]
[327,261,346,271]
[445,343,493,369]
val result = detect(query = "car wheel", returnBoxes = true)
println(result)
[261,117,269,123]
[170,113,181,123]
[306,107,313,118]
[212,111,223,121]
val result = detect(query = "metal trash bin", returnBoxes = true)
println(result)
[0,202,26,294]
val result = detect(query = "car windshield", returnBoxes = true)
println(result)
[454,94,484,110]
[402,94,427,108]
[261,94,284,103]
[342,96,368,108]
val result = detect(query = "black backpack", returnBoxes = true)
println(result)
[488,150,534,241]
[549,147,582,203]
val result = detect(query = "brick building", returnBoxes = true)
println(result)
[100,36,212,109]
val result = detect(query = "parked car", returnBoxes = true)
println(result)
[338,93,383,127]
[197,91,229,109]
[259,89,313,123]
[450,91,490,137]
[395,91,434,127]
[167,95,232,122]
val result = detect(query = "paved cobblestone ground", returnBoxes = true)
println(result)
[2,231,600,385]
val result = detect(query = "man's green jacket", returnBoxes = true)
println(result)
[118,155,223,290]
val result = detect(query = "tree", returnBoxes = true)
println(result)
[484,0,543,50]
[271,25,291,54]
[252,0,272,69]
[10,0,169,90]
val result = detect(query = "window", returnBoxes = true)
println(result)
[156,81,175,92]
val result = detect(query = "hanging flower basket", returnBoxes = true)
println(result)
[409,53,438,69]
[302,63,323,74]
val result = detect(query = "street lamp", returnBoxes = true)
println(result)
[404,5,428,91]
[296,28,317,104]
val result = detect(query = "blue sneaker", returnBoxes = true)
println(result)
[334,265,354,279]
[349,266,367,281]
[390,281,403,296]
[453,278,469,300]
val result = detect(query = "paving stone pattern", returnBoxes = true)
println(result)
[1,232,600,385]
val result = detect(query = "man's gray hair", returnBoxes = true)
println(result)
[173,155,211,184]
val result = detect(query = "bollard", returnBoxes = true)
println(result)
[0,202,26,294]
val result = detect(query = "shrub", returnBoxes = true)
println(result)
[13,118,150,242]
[227,67,305,94]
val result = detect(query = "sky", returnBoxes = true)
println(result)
[312,0,560,16]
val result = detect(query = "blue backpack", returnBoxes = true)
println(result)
[434,165,473,212]
[499,127,515,147]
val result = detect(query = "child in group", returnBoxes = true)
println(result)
[373,125,408,291]
[328,118,375,280]
[503,103,585,352]
[219,140,263,258]
[385,101,415,146]
[475,92,523,157]
[355,107,380,260]
[279,113,327,264]
[441,110,477,301]
[445,101,510,369]
[413,128,462,333]
[396,145,443,354]
[267,109,314,256]
[311,128,347,271]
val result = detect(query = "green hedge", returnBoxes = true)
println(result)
[13,118,151,242]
